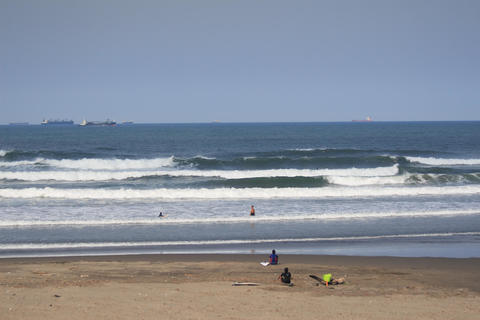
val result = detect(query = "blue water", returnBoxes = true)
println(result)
[0,122,479,258]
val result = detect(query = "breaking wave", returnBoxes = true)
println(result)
[175,154,398,169]
[1,185,480,199]
[0,159,42,167]
[43,157,175,170]
[406,156,480,166]
[0,156,175,170]
[0,165,400,182]
[327,175,408,186]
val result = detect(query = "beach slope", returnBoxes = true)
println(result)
[1,254,479,320]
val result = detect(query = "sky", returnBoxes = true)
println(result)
[1,0,479,124]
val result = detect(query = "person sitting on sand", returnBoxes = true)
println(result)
[250,205,255,216]
[321,276,345,285]
[278,267,292,284]
[309,274,345,286]
[269,249,278,265]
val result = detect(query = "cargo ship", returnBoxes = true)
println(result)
[41,119,74,125]
[80,119,116,126]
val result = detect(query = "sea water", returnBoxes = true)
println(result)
[0,122,479,258]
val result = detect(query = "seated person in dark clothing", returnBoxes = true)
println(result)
[278,267,292,284]
[269,249,278,265]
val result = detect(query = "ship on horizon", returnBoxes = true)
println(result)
[352,116,373,122]
[41,119,74,125]
[80,119,116,126]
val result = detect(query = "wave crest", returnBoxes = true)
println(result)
[1,185,479,199]
[44,157,175,170]
[406,156,480,166]
[0,165,399,182]
[0,150,11,157]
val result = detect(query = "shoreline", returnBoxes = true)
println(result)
[2,252,480,266]
[1,237,478,259]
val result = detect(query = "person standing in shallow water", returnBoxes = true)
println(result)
[250,205,255,216]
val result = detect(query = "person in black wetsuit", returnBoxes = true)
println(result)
[279,267,292,284]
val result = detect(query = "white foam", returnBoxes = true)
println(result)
[327,175,408,186]
[0,165,400,181]
[44,157,175,170]
[192,155,216,160]
[0,232,477,251]
[406,156,480,166]
[1,185,480,199]
[289,148,328,151]
[170,166,399,179]
[0,170,170,181]
[0,158,44,167]
[0,150,9,157]
[0,209,477,227]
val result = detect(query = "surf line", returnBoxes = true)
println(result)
[1,232,478,250]
[1,209,479,227]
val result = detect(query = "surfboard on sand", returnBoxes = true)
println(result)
[260,261,270,267]
[232,282,259,286]
[309,274,323,283]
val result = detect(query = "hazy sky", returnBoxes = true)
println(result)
[1,0,479,123]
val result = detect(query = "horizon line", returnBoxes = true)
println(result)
[2,120,480,126]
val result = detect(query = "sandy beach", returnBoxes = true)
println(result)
[0,254,479,319]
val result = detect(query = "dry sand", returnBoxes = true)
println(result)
[1,254,479,319]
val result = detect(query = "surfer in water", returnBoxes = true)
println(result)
[250,205,255,216]
[158,212,166,218]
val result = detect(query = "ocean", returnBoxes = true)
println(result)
[0,122,479,258]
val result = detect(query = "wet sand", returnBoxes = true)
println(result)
[1,254,479,319]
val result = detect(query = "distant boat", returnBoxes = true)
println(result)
[80,119,116,126]
[352,117,373,122]
[41,119,74,125]
[121,121,134,125]
[9,122,29,126]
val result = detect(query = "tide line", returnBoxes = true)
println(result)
[1,232,478,251]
